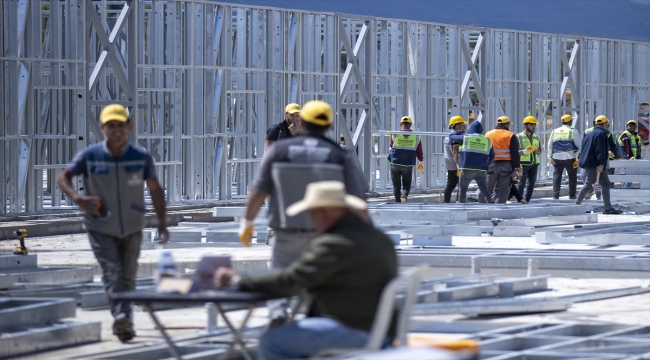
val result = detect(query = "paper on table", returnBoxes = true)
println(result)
[157,277,194,294]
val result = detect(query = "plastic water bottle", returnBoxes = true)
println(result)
[155,251,178,284]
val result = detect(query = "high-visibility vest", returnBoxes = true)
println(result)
[618,130,642,158]
[550,125,579,158]
[585,127,616,159]
[459,134,493,171]
[485,128,513,161]
[388,134,420,167]
[516,132,540,165]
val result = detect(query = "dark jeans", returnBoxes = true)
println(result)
[390,165,413,202]
[482,162,513,203]
[518,165,538,202]
[87,230,142,320]
[553,159,578,198]
[576,167,612,210]
[443,170,460,203]
[459,170,492,203]
[508,183,523,202]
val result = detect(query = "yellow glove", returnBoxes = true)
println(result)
[549,158,554,165]
[457,170,461,177]
[386,131,392,136]
[417,163,424,172]
[238,218,253,247]
[525,146,535,152]
[573,159,579,169]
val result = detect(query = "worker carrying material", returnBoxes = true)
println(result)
[238,100,368,327]
[449,121,495,203]
[387,116,424,202]
[548,114,581,199]
[482,116,521,203]
[515,116,542,203]
[443,116,467,203]
[56,104,169,342]
[575,115,623,214]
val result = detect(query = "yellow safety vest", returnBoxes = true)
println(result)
[516,132,540,165]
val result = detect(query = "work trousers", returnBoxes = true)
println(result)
[518,164,538,202]
[552,159,578,198]
[481,162,513,203]
[576,167,613,210]
[443,170,460,203]
[459,170,492,204]
[580,167,614,199]
[390,165,413,202]
[87,229,142,320]
[268,228,319,319]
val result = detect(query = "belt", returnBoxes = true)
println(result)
[273,228,317,234]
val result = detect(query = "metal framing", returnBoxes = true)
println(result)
[2,1,650,213]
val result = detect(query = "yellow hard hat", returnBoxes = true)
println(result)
[285,103,301,114]
[100,104,129,124]
[523,116,537,125]
[448,116,467,129]
[594,115,609,125]
[561,114,573,122]
[400,116,413,124]
[627,119,637,126]
[497,116,511,124]
[300,100,333,126]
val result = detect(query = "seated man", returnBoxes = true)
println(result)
[215,181,397,360]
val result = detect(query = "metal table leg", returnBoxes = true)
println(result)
[214,302,256,360]
[144,303,183,360]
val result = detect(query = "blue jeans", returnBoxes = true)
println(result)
[259,317,371,360]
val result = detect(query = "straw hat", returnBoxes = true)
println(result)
[286,181,367,216]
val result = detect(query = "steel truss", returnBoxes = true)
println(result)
[2,1,650,213]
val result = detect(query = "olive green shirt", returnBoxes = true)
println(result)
[237,213,397,334]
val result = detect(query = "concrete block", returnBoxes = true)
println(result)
[412,235,452,246]
[0,254,38,271]
[205,231,239,243]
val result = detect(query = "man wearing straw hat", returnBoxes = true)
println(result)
[215,181,397,360]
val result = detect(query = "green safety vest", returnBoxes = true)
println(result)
[459,134,492,171]
[392,134,419,149]
[388,134,420,166]
[516,132,540,166]
[618,130,642,158]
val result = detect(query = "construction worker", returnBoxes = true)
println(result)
[516,116,541,203]
[619,119,643,188]
[582,120,622,199]
[548,114,581,199]
[575,115,623,214]
[56,104,169,342]
[388,116,424,202]
[450,121,495,203]
[443,116,467,203]
[265,103,302,149]
[238,100,367,327]
[483,116,521,203]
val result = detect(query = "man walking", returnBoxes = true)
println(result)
[548,114,581,199]
[450,121,495,203]
[575,115,623,214]
[216,181,396,360]
[238,100,367,327]
[388,116,424,202]
[581,120,622,199]
[265,103,302,149]
[483,116,520,203]
[57,104,169,342]
[443,116,467,203]
[516,116,542,203]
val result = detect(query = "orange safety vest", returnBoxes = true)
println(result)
[485,128,513,161]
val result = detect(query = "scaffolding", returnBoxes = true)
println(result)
[2,0,649,214]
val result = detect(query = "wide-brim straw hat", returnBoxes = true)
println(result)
[286,181,367,216]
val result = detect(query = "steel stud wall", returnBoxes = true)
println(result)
[2,0,649,213]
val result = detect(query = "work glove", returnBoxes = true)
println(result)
[238,218,253,247]
[525,146,536,152]
[417,162,424,172]
[386,131,392,136]
[549,158,554,165]
[522,149,531,155]
[456,170,461,177]
[572,159,579,169]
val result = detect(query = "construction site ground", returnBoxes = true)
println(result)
[1,190,649,359]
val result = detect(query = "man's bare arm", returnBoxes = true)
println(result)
[56,169,100,215]
[146,177,169,242]
[452,143,460,164]
[245,189,268,221]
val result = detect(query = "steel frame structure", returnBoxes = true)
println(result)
[2,1,650,214]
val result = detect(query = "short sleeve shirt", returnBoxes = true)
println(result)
[67,142,157,180]
[265,121,293,142]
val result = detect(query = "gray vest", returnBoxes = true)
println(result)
[443,136,458,170]
[269,163,344,229]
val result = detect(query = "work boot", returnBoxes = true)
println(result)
[113,314,136,342]
[603,208,624,215]
[585,192,594,200]
[521,200,529,204]
[401,195,408,203]
[569,195,577,200]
